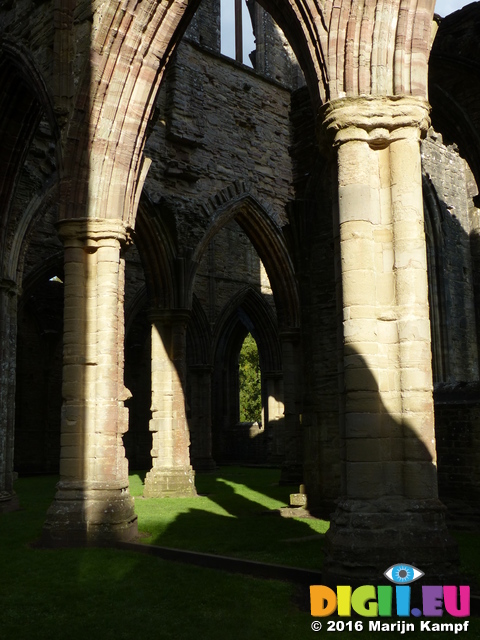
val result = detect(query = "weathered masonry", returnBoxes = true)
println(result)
[2,0,480,581]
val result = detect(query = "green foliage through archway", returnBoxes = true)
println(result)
[239,333,262,422]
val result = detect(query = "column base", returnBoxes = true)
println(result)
[144,466,197,497]
[0,490,20,513]
[323,497,459,586]
[39,481,138,547]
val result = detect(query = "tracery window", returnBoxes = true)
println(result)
[220,0,255,67]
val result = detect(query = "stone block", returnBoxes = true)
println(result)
[290,492,307,507]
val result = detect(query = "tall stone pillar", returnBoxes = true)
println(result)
[189,364,216,472]
[264,372,285,463]
[0,278,20,513]
[42,219,137,546]
[322,97,457,582]
[279,329,302,484]
[144,310,196,497]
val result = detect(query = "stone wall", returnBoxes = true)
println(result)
[421,129,480,522]
[143,38,295,249]
[286,85,340,513]
[421,130,479,382]
[434,384,480,527]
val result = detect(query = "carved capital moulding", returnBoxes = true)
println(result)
[320,96,431,148]
[56,218,131,249]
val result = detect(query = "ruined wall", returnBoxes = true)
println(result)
[434,384,480,527]
[143,38,294,250]
[121,8,299,471]
[288,86,340,513]
[193,220,273,324]
[421,129,480,523]
[6,0,480,533]
[10,1,300,475]
[421,129,479,383]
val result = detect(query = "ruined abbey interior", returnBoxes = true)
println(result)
[1,0,480,582]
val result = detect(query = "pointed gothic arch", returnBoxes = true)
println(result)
[189,185,300,330]
[210,286,283,462]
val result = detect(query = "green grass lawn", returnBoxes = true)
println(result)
[131,466,329,568]
[1,468,479,640]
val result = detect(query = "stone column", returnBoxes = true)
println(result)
[279,329,302,484]
[321,96,457,582]
[264,372,285,463]
[0,278,20,513]
[41,219,137,546]
[144,310,196,497]
[189,364,216,472]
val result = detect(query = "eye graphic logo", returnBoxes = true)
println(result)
[384,564,424,585]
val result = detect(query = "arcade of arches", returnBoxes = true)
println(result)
[1,0,480,582]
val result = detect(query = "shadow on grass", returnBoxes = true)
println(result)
[0,474,317,640]
[2,473,480,640]
[131,466,329,569]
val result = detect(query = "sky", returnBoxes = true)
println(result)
[220,0,476,65]
[434,0,474,16]
[220,0,255,66]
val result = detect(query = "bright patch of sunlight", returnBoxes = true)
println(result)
[217,478,288,510]
[129,473,147,497]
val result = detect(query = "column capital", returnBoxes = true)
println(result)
[320,96,430,149]
[56,218,130,249]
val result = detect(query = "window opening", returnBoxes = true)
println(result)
[221,0,255,67]
[238,332,261,422]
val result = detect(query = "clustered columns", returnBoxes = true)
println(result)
[0,277,19,513]
[144,310,196,497]
[42,219,137,546]
[321,96,457,582]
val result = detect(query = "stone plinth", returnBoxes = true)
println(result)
[144,467,196,497]
[41,481,137,547]
[324,497,459,586]
[0,490,20,513]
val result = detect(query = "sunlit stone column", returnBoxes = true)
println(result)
[0,278,20,513]
[189,364,216,472]
[42,219,137,545]
[321,97,457,582]
[144,309,196,497]
[264,372,285,463]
